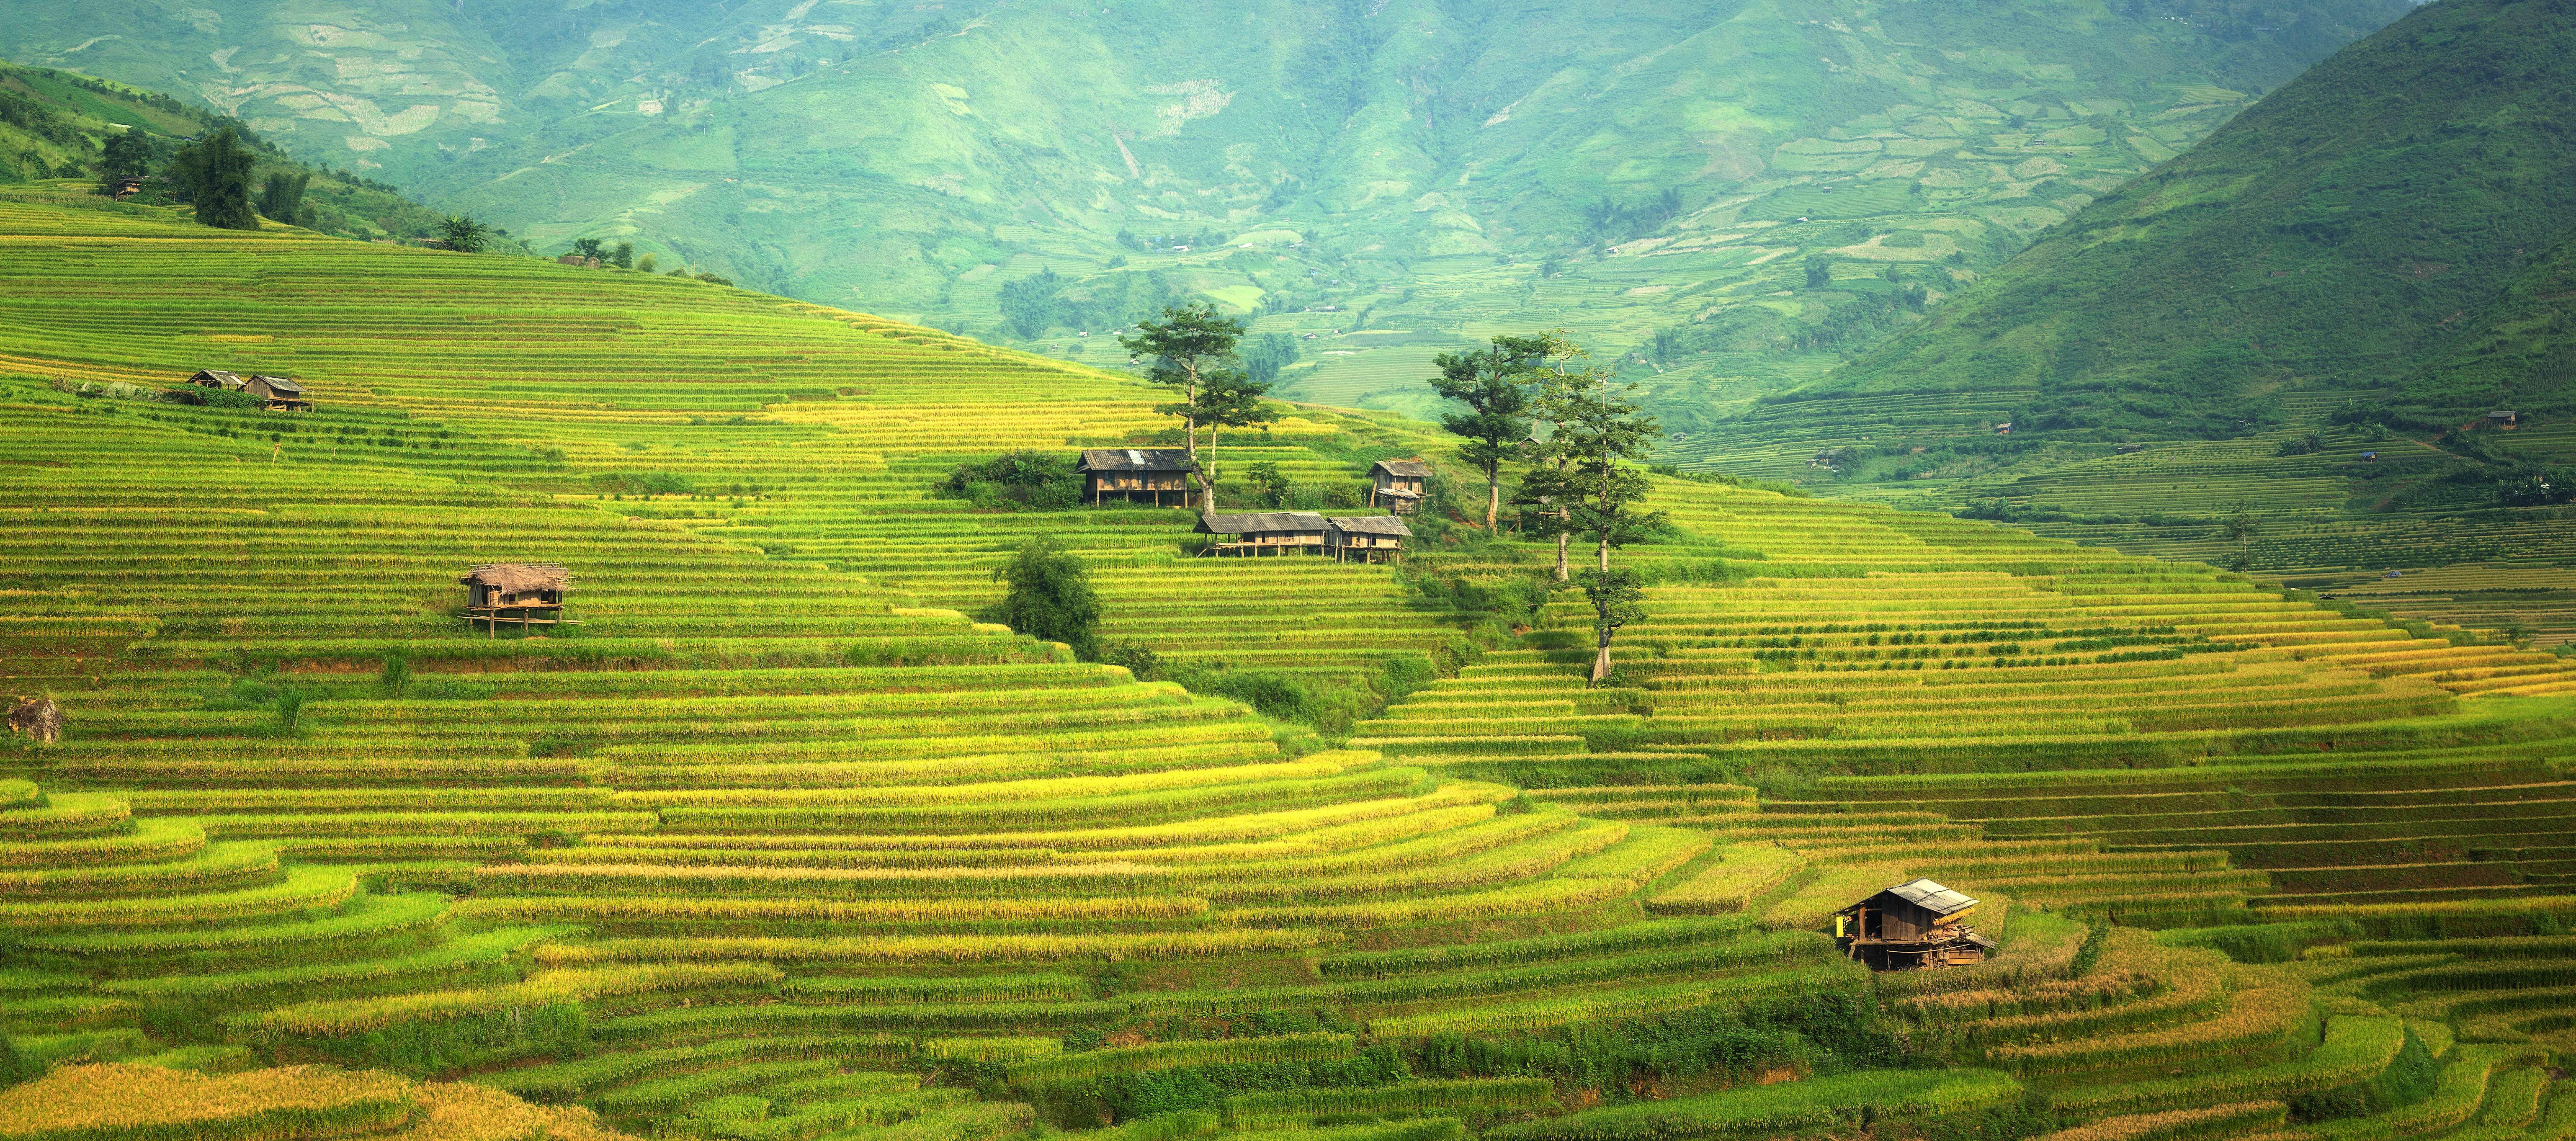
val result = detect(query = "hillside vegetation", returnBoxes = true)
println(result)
[1666,0,2576,647]
[0,0,2411,423]
[0,59,487,247]
[3,192,2576,1140]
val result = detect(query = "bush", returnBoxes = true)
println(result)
[992,539,1102,660]
[942,452,1083,510]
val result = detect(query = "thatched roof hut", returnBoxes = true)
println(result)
[461,564,571,604]
[187,369,246,391]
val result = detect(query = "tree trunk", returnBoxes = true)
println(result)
[1591,623,1614,685]
[1554,524,1569,581]
[1182,368,1204,507]
[1208,422,1221,499]
[1484,464,1499,530]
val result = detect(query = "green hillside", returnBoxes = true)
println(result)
[0,58,504,247]
[0,0,2412,421]
[1801,0,2576,434]
[6,189,2576,1139]
[1661,0,2576,647]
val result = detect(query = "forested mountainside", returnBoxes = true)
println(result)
[0,0,2408,423]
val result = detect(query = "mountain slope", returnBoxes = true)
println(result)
[1801,0,2576,438]
[2386,219,2576,424]
[0,0,2410,417]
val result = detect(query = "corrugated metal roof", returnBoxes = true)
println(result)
[1077,448,1195,472]
[252,375,304,394]
[1881,877,1977,915]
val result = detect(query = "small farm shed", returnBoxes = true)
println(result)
[1326,515,1410,564]
[187,369,246,391]
[1196,511,1328,556]
[2488,410,2518,426]
[1832,877,1997,972]
[1370,459,1432,513]
[245,375,312,411]
[459,564,575,636]
[1077,449,1198,507]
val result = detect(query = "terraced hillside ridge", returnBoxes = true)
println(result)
[2,194,2575,1141]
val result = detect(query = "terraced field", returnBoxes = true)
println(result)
[3,197,2575,1141]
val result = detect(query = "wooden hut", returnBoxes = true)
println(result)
[1077,449,1198,507]
[1831,877,1997,971]
[1195,511,1328,556]
[245,375,312,411]
[1369,459,1432,514]
[1326,515,1410,564]
[186,369,246,391]
[459,564,575,637]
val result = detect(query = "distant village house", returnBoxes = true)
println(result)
[245,375,311,411]
[1370,459,1431,514]
[1076,449,1198,507]
[1325,515,1409,564]
[459,564,574,637]
[1833,878,1997,971]
[1196,510,1328,556]
[187,369,246,391]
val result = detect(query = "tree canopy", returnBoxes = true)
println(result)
[170,128,256,231]
[992,538,1102,660]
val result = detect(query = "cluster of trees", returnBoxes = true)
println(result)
[1429,332,1664,684]
[1120,303,1283,497]
[1115,228,1235,251]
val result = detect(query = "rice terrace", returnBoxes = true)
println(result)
[2,1,2576,1140]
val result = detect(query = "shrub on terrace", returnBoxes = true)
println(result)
[991,538,1102,660]
[941,452,1082,511]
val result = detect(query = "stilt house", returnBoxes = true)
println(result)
[1370,459,1432,514]
[1195,511,1328,556]
[459,564,574,637]
[1325,515,1410,564]
[186,369,246,391]
[245,375,312,411]
[1077,449,1198,507]
[1832,878,1998,971]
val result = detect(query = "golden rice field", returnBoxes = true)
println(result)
[0,198,2573,1141]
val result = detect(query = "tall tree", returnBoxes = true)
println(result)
[992,537,1102,660]
[1537,350,1664,684]
[2218,501,2261,571]
[1119,303,1246,506]
[170,128,257,231]
[94,130,152,197]
[1429,332,1556,528]
[1517,350,1600,581]
[439,214,489,253]
[256,171,309,224]
[1577,567,1647,688]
